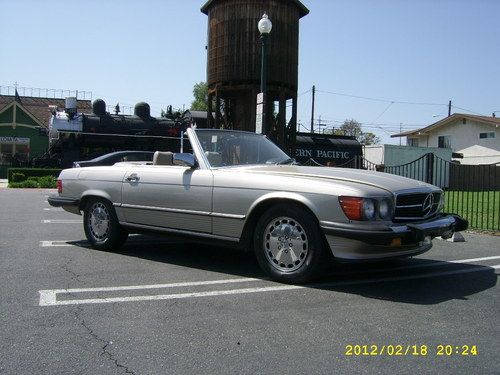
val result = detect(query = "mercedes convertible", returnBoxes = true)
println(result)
[48,128,468,283]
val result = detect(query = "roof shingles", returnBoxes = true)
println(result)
[391,113,500,138]
[0,95,92,128]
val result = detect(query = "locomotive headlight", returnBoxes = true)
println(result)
[378,198,393,220]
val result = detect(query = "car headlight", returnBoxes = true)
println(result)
[362,199,376,220]
[378,198,393,220]
[339,196,393,221]
[339,197,376,221]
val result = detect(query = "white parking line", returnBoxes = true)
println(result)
[43,208,61,211]
[39,236,172,248]
[42,219,81,224]
[39,264,500,307]
[40,241,81,247]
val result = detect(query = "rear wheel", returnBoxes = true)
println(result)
[83,198,128,250]
[253,204,328,283]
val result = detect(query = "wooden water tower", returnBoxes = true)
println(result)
[201,0,309,151]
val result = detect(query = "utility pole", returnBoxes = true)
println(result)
[448,100,452,117]
[310,85,315,133]
[399,123,402,146]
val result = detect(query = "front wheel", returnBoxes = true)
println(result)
[83,198,128,250]
[253,204,328,283]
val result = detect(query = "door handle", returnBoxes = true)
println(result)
[126,174,140,182]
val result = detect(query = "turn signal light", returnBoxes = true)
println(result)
[339,196,363,221]
[57,179,62,194]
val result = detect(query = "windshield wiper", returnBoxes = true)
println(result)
[276,158,296,165]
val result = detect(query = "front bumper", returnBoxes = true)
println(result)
[320,214,468,261]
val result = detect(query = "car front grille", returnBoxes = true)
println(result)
[394,192,441,221]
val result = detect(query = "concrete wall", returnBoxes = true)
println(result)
[363,145,383,164]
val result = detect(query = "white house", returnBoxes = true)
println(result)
[391,113,500,165]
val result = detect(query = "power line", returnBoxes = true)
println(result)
[312,117,424,128]
[315,89,446,106]
[369,101,394,124]
[451,105,483,116]
[298,89,311,97]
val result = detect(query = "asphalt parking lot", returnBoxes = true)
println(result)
[0,188,499,375]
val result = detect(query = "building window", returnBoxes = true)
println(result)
[479,132,495,139]
[438,135,451,148]
[407,138,419,147]
[0,137,30,165]
[0,143,13,164]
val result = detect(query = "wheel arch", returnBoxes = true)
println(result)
[239,193,321,250]
[78,190,114,211]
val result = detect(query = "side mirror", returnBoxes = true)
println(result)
[173,153,196,168]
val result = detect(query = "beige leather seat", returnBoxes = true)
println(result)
[153,151,174,165]
[205,151,223,167]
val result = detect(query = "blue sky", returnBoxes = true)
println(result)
[1,0,499,144]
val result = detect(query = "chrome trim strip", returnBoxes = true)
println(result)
[211,212,246,219]
[396,204,422,208]
[121,204,245,220]
[122,203,210,216]
[390,226,408,233]
[119,222,240,242]
[394,214,437,220]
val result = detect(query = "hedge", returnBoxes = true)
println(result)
[7,168,62,183]
[9,175,57,188]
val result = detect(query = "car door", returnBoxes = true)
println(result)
[120,164,213,233]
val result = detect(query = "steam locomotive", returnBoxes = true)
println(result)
[33,98,196,168]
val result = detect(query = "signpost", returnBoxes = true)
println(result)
[255,92,264,134]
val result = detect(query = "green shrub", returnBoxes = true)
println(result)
[11,172,26,183]
[37,175,57,188]
[7,168,61,183]
[7,174,57,189]
[9,180,40,188]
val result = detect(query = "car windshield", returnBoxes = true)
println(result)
[195,129,290,168]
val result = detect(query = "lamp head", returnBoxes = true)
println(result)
[258,13,272,34]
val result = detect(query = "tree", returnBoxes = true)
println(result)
[333,119,380,145]
[359,132,380,145]
[190,81,208,111]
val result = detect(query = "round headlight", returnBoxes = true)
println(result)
[362,199,376,220]
[378,199,393,220]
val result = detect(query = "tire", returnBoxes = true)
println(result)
[83,198,128,251]
[253,204,328,283]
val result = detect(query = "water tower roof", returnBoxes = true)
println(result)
[201,0,309,18]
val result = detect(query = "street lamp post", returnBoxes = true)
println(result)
[257,13,272,134]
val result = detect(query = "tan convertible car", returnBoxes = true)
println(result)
[49,128,468,283]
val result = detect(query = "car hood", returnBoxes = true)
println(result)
[224,165,439,193]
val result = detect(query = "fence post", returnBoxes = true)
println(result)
[426,153,434,185]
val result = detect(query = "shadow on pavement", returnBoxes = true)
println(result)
[68,235,498,305]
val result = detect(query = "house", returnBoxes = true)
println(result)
[0,91,91,177]
[391,113,500,165]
